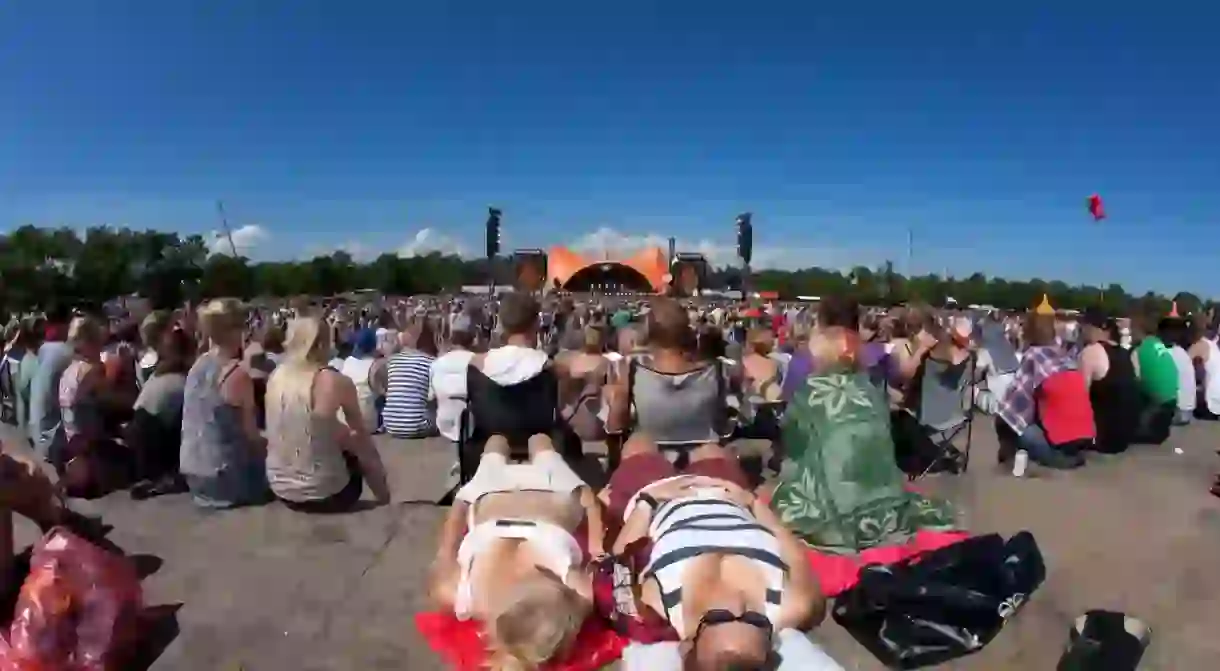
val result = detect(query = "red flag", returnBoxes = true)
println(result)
[1087,194,1106,221]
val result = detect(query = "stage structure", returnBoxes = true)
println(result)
[510,245,707,295]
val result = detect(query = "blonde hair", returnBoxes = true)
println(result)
[66,315,105,353]
[265,314,332,415]
[198,299,246,346]
[484,576,588,671]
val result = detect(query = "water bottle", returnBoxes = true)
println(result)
[1012,449,1029,477]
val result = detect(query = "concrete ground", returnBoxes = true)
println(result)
[3,420,1220,670]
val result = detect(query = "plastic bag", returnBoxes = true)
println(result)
[8,528,144,671]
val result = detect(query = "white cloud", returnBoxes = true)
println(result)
[563,226,872,271]
[396,228,469,258]
[208,224,270,256]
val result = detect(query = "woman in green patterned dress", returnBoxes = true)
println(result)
[769,327,958,555]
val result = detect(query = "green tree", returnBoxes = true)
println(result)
[0,224,1208,317]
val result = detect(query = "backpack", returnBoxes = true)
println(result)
[833,532,1045,669]
[0,355,18,425]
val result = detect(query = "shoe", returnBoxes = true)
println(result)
[1037,450,1085,470]
[1057,610,1149,671]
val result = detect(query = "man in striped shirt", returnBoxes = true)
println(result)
[382,321,438,438]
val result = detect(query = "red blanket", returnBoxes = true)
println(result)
[805,529,971,597]
[414,612,626,671]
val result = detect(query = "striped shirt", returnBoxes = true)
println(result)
[644,494,786,636]
[383,350,436,438]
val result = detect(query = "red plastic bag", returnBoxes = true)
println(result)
[8,528,144,671]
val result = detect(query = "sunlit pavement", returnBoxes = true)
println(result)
[3,421,1219,670]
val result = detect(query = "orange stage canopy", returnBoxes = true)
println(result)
[547,245,669,293]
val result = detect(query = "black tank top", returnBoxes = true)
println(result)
[1089,343,1141,454]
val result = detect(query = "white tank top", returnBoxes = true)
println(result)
[1204,339,1220,415]
[340,356,379,434]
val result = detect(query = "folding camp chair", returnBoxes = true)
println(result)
[893,352,978,480]
[438,363,580,504]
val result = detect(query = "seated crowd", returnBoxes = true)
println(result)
[1,291,1217,670]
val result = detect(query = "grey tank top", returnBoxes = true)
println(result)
[180,352,255,480]
[629,357,725,444]
[265,369,350,502]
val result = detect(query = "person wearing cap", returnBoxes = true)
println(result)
[1078,309,1142,454]
[339,328,382,435]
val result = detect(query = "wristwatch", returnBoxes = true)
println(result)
[636,492,660,512]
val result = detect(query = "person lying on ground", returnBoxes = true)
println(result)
[428,433,603,671]
[607,435,825,670]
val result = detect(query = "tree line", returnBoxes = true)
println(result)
[0,225,1206,317]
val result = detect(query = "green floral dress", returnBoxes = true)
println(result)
[770,368,958,555]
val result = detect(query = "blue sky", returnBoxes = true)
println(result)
[2,2,1217,294]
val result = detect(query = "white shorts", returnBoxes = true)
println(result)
[456,451,587,504]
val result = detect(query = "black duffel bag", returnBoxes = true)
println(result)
[832,531,1046,669]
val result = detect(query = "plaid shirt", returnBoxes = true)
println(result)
[997,345,1079,434]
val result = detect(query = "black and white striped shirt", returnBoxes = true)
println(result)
[644,495,786,635]
[383,350,435,438]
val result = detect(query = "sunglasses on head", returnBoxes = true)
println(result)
[694,609,773,640]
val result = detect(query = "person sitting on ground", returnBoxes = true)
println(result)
[266,314,391,513]
[1161,317,1196,426]
[56,315,138,497]
[1187,320,1220,420]
[101,320,141,412]
[606,299,732,448]
[1130,313,1178,444]
[1077,309,1141,454]
[27,307,74,463]
[555,325,610,443]
[382,320,439,439]
[606,434,827,670]
[430,318,477,444]
[742,327,782,401]
[245,324,285,428]
[127,326,194,498]
[136,311,174,389]
[996,314,1088,469]
[2,318,43,433]
[180,298,271,509]
[429,433,602,671]
[781,297,865,402]
[771,327,958,554]
[338,328,382,435]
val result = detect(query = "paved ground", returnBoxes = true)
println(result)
[3,420,1220,670]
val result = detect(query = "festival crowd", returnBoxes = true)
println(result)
[0,289,1209,670]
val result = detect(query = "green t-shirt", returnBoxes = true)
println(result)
[1136,336,1178,404]
[610,310,633,330]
